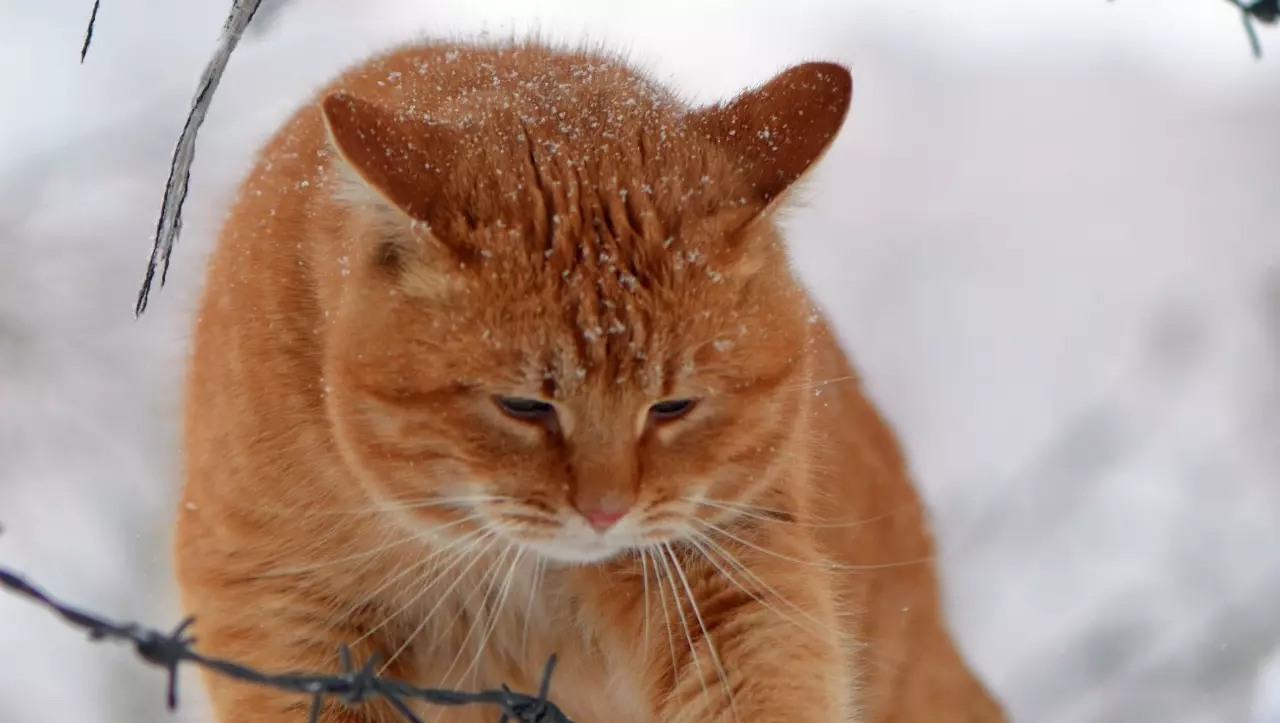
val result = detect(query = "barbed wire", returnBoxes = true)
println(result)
[0,547,574,723]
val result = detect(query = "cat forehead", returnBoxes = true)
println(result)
[410,100,744,230]
[460,247,759,390]
[361,49,750,224]
[473,298,727,397]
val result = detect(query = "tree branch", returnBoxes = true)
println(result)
[133,0,264,317]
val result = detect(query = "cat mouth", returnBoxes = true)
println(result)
[495,519,649,565]
[474,505,688,565]
[524,536,630,565]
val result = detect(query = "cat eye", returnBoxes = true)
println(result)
[649,398,696,421]
[495,396,556,422]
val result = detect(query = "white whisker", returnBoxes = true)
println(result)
[693,518,933,571]
[656,544,711,709]
[691,497,915,530]
[306,495,509,516]
[335,524,486,629]
[686,531,837,641]
[648,546,683,693]
[457,546,525,687]
[347,526,493,648]
[378,532,502,674]
[520,555,545,658]
[393,495,510,512]
[249,531,421,579]
[664,543,738,722]
[250,513,490,579]
[437,543,516,687]
[638,549,653,650]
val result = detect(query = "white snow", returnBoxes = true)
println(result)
[1,1,1278,722]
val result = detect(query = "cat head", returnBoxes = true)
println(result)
[319,47,851,564]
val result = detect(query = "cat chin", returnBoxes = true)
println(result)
[521,538,633,566]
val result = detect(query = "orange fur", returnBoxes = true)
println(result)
[175,38,1006,723]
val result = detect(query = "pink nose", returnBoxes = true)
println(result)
[581,507,626,532]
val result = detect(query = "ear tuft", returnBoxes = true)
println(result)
[690,61,852,208]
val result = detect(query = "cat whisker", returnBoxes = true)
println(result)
[693,518,935,572]
[345,526,493,646]
[520,555,545,658]
[229,490,506,518]
[248,527,426,579]
[329,556,435,634]
[248,510,494,580]
[436,542,516,687]
[690,497,918,530]
[637,548,653,650]
[378,532,504,674]
[456,546,526,687]
[663,543,739,723]
[293,494,510,516]
[339,525,488,626]
[490,512,561,529]
[655,544,712,711]
[685,531,838,641]
[646,546,683,695]
[390,495,512,513]
[418,542,508,663]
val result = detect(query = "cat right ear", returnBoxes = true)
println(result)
[320,91,459,228]
[689,61,852,214]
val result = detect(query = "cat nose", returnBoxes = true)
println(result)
[572,489,634,532]
[580,507,626,532]
[574,498,632,532]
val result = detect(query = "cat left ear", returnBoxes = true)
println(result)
[320,91,461,228]
[689,61,852,213]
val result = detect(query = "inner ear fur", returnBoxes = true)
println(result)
[322,91,478,299]
[320,91,464,227]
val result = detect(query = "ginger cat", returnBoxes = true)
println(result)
[175,38,1006,723]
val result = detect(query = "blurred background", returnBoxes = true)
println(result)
[1,1,1278,721]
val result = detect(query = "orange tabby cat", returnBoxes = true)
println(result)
[175,38,1006,723]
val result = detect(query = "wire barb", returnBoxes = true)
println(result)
[0,554,574,723]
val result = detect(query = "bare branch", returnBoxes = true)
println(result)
[134,0,264,317]
[80,0,101,64]
[1107,0,1276,58]
[1222,0,1276,58]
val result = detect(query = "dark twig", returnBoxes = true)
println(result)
[1108,0,1276,58]
[0,558,573,723]
[1225,0,1278,58]
[80,0,101,63]
[134,0,264,317]
[1223,0,1277,57]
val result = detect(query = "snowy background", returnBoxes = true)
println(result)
[1,1,1278,722]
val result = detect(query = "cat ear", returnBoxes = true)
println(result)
[320,91,459,228]
[689,61,852,212]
